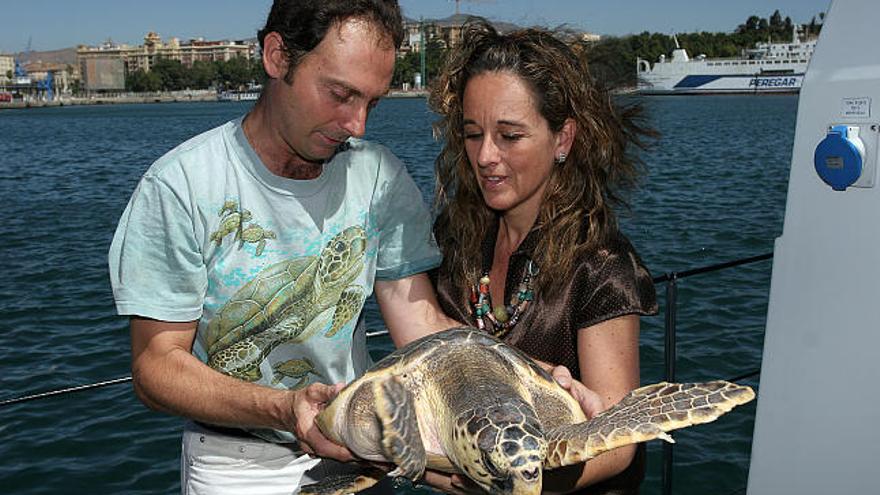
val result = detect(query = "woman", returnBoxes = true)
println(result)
[428,21,658,494]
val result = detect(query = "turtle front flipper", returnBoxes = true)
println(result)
[544,380,755,468]
[373,376,427,480]
[326,286,366,337]
[300,466,387,495]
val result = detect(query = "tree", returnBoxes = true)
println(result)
[392,51,419,88]
[391,37,445,89]
[582,35,638,88]
[770,10,783,28]
[806,15,824,37]
[423,38,447,85]
[250,58,267,86]
[190,60,217,89]
[737,15,762,33]
[216,56,253,90]
[126,68,161,92]
[152,58,189,90]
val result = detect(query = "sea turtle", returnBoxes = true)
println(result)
[237,222,277,256]
[306,327,755,495]
[210,208,252,245]
[271,357,322,389]
[205,225,367,381]
[218,199,239,216]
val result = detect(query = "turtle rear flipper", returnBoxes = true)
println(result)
[544,380,755,468]
[299,467,387,495]
[373,376,427,480]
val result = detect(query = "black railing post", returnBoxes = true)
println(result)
[662,272,678,495]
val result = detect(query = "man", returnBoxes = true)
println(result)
[109,1,457,492]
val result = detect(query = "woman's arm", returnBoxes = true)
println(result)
[542,314,641,494]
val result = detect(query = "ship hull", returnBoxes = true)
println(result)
[638,73,804,95]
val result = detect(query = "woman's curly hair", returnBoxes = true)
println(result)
[430,20,654,295]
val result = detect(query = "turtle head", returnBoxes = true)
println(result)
[484,424,545,495]
[316,226,367,290]
[453,403,546,495]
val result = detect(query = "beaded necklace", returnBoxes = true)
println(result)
[470,258,538,337]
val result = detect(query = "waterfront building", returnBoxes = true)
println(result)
[401,15,504,53]
[114,32,257,72]
[24,61,77,96]
[0,54,13,84]
[400,15,599,55]
[0,58,72,101]
[78,43,126,91]
[76,32,258,88]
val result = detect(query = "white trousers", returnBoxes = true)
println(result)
[180,422,392,495]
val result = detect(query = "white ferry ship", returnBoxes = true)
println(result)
[217,89,261,102]
[636,27,816,94]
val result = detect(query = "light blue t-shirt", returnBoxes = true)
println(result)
[109,117,440,442]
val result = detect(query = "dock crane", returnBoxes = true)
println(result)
[13,36,55,101]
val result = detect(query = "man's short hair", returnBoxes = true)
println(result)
[258,0,404,80]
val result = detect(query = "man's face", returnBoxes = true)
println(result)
[273,18,396,163]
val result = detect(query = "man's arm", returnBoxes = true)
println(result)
[129,316,353,460]
[373,272,460,348]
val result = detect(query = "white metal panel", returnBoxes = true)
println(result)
[747,1,880,493]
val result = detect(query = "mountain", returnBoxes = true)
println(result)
[404,13,520,33]
[13,47,77,66]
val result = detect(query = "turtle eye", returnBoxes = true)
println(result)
[334,241,346,252]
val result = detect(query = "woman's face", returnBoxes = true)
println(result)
[462,71,570,219]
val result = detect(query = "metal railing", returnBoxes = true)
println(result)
[656,252,772,495]
[0,252,775,495]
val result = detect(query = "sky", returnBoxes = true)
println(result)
[0,0,832,54]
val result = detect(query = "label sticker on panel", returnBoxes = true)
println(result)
[841,97,871,118]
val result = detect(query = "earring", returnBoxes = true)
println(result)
[554,153,567,165]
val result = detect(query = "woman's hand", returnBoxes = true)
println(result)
[550,365,605,418]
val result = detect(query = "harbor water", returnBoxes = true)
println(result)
[0,95,796,494]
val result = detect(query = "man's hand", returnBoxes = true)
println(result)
[290,382,355,461]
[550,365,605,419]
